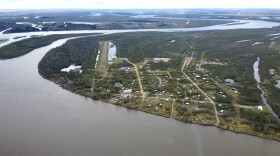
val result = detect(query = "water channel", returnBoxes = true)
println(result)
[253,57,280,121]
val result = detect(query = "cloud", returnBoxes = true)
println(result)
[0,0,279,9]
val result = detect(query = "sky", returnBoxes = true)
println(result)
[0,0,280,9]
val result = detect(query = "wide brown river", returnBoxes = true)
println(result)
[0,37,280,156]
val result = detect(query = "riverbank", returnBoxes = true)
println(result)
[40,72,280,141]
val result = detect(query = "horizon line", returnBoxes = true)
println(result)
[1,8,280,10]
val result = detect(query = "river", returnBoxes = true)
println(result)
[1,21,280,156]
[1,19,280,48]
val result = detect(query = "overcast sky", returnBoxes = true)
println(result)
[0,0,279,9]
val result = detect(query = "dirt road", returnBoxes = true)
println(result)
[126,59,145,97]
[181,57,220,126]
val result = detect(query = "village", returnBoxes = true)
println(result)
[68,40,268,126]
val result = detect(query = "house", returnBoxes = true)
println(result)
[154,107,158,112]
[123,89,133,94]
[114,82,123,87]
[256,105,263,111]
[269,69,276,75]
[225,78,235,84]
[153,58,171,63]
[198,101,205,104]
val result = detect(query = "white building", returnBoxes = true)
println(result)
[123,89,133,94]
[257,105,263,111]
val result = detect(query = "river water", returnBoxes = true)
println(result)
[1,19,280,48]
[253,57,280,121]
[0,21,280,155]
